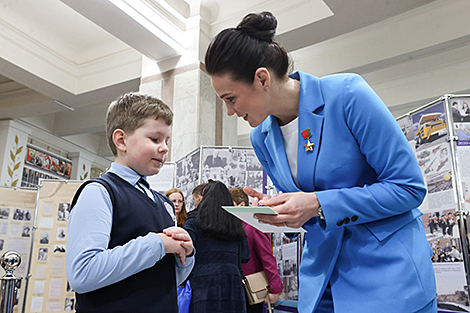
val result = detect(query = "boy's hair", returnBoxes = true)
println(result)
[106,92,173,156]
[192,183,206,197]
[229,187,249,206]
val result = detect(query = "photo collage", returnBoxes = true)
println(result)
[0,187,37,313]
[25,145,72,180]
[24,180,82,313]
[272,233,300,301]
[402,97,470,310]
[175,147,265,212]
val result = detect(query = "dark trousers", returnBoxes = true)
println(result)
[246,302,264,313]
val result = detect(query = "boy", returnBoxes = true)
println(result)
[66,92,194,313]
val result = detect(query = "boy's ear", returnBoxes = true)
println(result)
[113,129,127,153]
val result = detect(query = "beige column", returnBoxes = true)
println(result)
[138,0,238,161]
[140,62,237,162]
[0,120,31,187]
[68,151,94,181]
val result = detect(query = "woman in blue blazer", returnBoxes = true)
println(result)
[205,11,437,313]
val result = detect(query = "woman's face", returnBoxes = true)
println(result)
[168,192,184,213]
[211,74,270,127]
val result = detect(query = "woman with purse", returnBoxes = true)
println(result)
[183,180,250,313]
[230,187,283,313]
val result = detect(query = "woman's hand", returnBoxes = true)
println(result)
[266,293,280,305]
[243,186,272,206]
[244,187,320,228]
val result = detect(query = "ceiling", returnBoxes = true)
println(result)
[2,0,469,166]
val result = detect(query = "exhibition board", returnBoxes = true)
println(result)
[22,180,81,313]
[175,146,266,211]
[397,94,470,312]
[0,186,37,313]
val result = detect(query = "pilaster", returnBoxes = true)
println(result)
[68,151,94,181]
[0,120,32,187]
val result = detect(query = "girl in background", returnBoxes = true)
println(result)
[183,180,250,313]
[166,188,188,227]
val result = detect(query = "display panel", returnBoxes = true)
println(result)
[23,180,81,313]
[399,95,470,312]
[0,186,37,313]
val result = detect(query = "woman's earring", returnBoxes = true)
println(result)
[265,86,269,90]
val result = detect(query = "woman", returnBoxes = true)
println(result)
[204,11,437,313]
[462,101,470,122]
[183,180,250,313]
[230,187,283,313]
[166,188,188,227]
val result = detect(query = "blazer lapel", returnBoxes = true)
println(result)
[294,72,324,192]
[262,116,299,192]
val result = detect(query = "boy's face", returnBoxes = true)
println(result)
[115,117,170,176]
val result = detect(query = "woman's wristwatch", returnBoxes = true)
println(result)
[317,206,325,219]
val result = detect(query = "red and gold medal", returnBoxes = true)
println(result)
[301,128,314,152]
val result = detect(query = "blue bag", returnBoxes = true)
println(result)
[177,281,192,313]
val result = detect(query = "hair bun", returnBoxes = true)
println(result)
[236,11,277,43]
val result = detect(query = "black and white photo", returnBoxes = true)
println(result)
[57,203,70,221]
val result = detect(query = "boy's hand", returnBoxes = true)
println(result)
[158,233,190,264]
[161,227,194,263]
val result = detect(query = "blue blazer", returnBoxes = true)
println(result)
[251,72,436,313]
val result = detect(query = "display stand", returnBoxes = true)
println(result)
[22,179,81,313]
[397,94,470,313]
[0,186,37,313]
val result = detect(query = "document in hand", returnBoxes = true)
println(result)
[222,206,306,234]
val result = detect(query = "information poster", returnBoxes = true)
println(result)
[25,145,72,179]
[272,232,301,302]
[174,146,265,212]
[405,98,470,311]
[175,148,201,211]
[201,147,264,204]
[0,186,37,313]
[148,162,175,195]
[23,180,81,313]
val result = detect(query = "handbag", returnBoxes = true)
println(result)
[177,280,192,313]
[242,270,270,305]
[238,241,271,309]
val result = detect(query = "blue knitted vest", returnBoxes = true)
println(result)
[70,172,177,313]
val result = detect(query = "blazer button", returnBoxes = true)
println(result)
[351,215,358,222]
[336,220,343,227]
[343,217,350,224]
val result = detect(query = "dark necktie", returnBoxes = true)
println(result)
[138,177,150,189]
[137,177,153,200]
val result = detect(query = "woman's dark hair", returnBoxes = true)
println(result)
[196,180,246,241]
[205,11,291,84]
